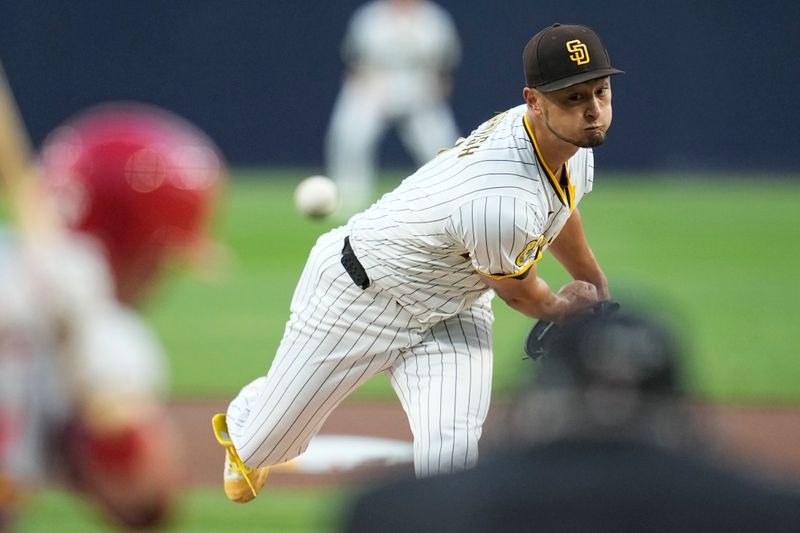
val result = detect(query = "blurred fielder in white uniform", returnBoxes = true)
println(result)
[217,23,623,503]
[0,103,223,530]
[325,0,461,214]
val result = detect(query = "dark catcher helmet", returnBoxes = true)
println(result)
[40,102,224,305]
[514,310,688,442]
[539,311,680,397]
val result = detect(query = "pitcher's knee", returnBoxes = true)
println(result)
[414,435,479,477]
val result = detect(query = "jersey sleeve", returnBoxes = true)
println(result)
[448,195,546,279]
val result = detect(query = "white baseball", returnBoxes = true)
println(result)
[294,175,338,218]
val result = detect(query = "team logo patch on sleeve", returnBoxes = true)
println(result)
[515,235,545,267]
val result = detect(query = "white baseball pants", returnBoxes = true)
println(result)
[226,227,493,477]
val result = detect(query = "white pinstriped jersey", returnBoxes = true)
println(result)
[348,103,594,324]
[226,104,597,477]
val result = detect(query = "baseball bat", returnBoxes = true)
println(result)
[0,61,57,241]
[0,61,90,405]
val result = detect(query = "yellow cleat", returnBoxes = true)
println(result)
[211,413,269,503]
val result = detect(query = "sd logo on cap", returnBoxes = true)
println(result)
[523,23,624,92]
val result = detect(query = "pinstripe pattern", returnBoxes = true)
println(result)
[388,292,493,476]
[225,103,596,478]
[348,104,593,324]
[227,227,422,467]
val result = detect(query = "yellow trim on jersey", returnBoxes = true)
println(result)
[522,114,575,211]
[477,254,541,280]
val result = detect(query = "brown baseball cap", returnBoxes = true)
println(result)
[524,23,624,92]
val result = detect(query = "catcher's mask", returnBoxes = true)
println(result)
[537,311,680,397]
[515,311,688,441]
[40,102,225,305]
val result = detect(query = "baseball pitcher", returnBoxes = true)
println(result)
[215,22,623,502]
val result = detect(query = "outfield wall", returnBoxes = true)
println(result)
[1,0,797,173]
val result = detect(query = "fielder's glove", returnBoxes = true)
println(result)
[524,300,620,360]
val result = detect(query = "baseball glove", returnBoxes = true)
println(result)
[524,300,620,360]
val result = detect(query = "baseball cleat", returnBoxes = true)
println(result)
[211,413,269,503]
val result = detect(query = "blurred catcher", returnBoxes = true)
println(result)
[344,310,800,533]
[0,102,223,529]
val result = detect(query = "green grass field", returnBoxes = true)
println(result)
[14,487,349,533]
[147,170,800,403]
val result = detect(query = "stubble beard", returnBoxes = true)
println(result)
[576,130,607,148]
[543,110,607,148]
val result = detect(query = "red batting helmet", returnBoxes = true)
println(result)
[39,102,224,305]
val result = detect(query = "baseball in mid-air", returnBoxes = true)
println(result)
[294,175,339,218]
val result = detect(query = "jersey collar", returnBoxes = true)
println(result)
[522,114,575,211]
